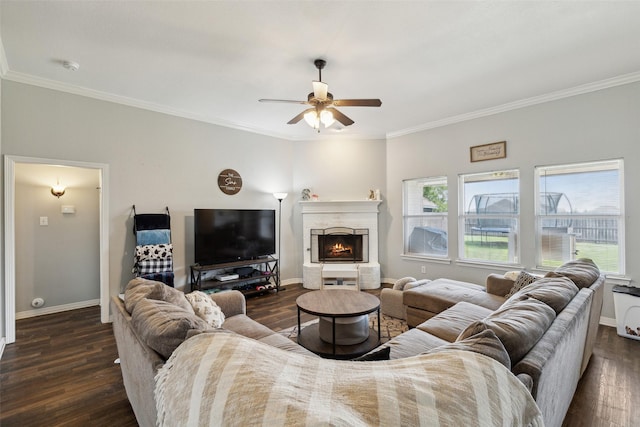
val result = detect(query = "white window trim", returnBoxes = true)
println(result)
[534,159,625,275]
[458,169,521,266]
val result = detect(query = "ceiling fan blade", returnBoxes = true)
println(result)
[326,108,354,126]
[259,99,309,105]
[332,99,382,107]
[312,81,329,101]
[287,108,314,125]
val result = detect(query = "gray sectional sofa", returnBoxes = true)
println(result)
[380,258,604,427]
[112,259,602,427]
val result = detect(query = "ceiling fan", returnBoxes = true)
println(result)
[259,59,382,132]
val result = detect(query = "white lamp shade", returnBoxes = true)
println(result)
[303,111,320,129]
[320,109,335,127]
[273,192,288,201]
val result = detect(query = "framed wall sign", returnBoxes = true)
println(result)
[217,169,243,195]
[470,141,507,162]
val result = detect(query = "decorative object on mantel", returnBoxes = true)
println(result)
[368,189,381,201]
[301,188,311,200]
[217,169,242,195]
[470,141,506,162]
[311,193,319,201]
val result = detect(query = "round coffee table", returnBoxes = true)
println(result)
[296,290,381,359]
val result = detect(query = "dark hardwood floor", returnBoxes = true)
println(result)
[1,285,638,426]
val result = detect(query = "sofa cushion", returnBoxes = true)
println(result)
[548,258,600,289]
[124,277,194,314]
[509,275,579,314]
[458,297,556,364]
[504,271,539,299]
[417,301,493,342]
[353,346,391,361]
[428,329,511,369]
[130,298,209,359]
[222,314,283,341]
[403,278,505,315]
[185,291,225,328]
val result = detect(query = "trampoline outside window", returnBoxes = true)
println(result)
[459,170,520,264]
[403,177,448,258]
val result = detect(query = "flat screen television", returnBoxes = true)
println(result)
[194,209,276,265]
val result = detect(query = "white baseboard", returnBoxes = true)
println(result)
[600,316,617,328]
[0,337,5,360]
[15,299,100,320]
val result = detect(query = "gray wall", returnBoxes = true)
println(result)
[0,81,385,305]
[385,81,640,321]
[1,77,637,331]
[1,81,294,297]
[0,76,4,341]
[291,138,388,278]
[14,180,100,313]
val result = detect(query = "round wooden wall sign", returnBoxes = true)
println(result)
[217,169,243,195]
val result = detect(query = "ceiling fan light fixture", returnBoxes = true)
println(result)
[320,109,335,127]
[304,110,320,129]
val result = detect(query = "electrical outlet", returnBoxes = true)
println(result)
[421,265,426,274]
[39,216,48,226]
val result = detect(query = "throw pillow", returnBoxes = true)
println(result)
[185,291,226,328]
[392,277,417,291]
[512,273,579,314]
[124,277,165,314]
[124,277,193,314]
[548,258,600,289]
[457,297,556,364]
[429,329,511,369]
[353,346,391,361]
[131,298,209,359]
[504,271,539,299]
[503,270,522,281]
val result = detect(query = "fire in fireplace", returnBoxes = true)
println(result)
[311,227,369,263]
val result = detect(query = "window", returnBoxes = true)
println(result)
[535,159,624,274]
[459,170,520,264]
[403,177,448,258]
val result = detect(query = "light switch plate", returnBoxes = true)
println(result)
[39,216,48,226]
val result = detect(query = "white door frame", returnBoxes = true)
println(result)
[4,155,109,344]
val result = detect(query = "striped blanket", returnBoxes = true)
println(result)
[155,332,543,427]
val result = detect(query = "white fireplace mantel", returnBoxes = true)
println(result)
[300,200,381,289]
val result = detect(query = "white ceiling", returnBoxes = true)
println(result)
[2,1,640,141]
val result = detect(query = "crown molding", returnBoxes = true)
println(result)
[2,70,300,139]
[3,65,638,142]
[387,71,640,139]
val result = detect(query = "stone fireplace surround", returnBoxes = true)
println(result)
[301,200,381,289]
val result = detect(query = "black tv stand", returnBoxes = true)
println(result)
[190,256,279,297]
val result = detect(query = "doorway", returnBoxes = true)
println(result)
[4,156,109,344]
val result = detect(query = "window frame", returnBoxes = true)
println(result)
[458,169,521,265]
[402,176,449,259]
[534,159,625,275]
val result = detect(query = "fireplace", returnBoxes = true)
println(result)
[301,200,381,289]
[311,227,369,263]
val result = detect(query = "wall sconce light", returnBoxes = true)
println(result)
[51,180,66,198]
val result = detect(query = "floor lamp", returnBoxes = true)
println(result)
[273,192,288,268]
